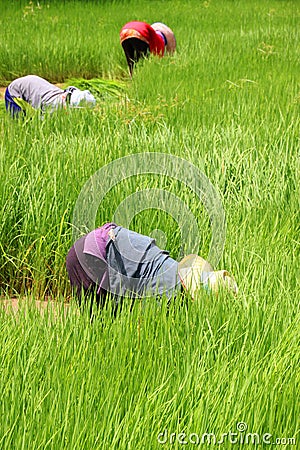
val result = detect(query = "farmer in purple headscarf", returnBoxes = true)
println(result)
[66,223,238,314]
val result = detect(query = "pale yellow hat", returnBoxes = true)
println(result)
[178,254,238,298]
[151,22,176,53]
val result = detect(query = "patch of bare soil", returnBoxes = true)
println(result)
[0,86,6,100]
[0,297,73,317]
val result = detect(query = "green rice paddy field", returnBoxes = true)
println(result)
[0,0,299,448]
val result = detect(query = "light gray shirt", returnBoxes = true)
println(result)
[8,75,65,111]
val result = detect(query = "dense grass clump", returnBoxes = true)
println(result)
[0,0,299,448]
[0,297,298,448]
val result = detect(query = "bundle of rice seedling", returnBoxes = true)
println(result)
[12,97,39,122]
[64,78,126,100]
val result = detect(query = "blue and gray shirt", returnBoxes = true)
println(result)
[82,224,181,300]
[107,226,181,299]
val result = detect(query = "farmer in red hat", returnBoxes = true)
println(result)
[120,21,176,76]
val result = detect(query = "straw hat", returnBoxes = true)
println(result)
[207,270,239,295]
[151,22,176,53]
[178,254,238,298]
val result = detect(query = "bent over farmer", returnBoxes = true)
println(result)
[5,75,96,118]
[120,21,176,76]
[66,223,238,312]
